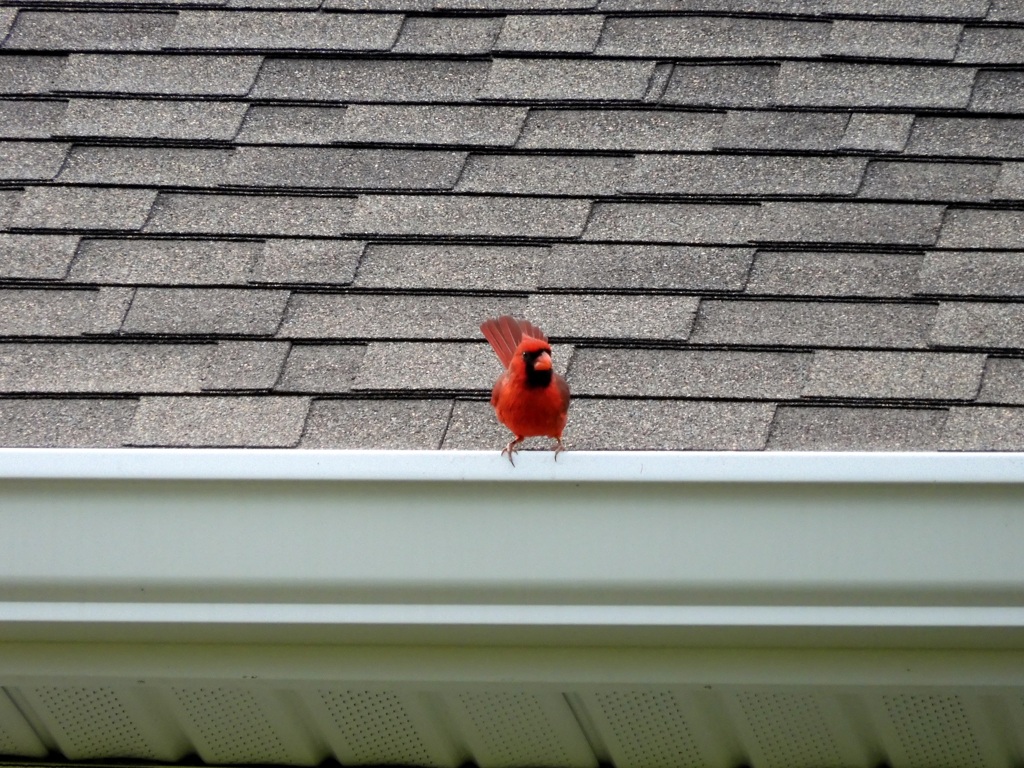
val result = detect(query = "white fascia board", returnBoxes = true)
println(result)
[1,448,1023,648]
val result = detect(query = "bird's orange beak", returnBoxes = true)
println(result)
[533,351,552,371]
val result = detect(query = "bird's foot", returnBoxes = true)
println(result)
[501,438,522,466]
[553,438,565,461]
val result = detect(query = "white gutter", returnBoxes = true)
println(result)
[2,448,1024,482]
[1,449,1023,647]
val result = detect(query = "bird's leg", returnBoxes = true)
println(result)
[501,436,523,466]
[553,437,565,461]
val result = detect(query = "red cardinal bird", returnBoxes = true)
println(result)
[480,315,570,464]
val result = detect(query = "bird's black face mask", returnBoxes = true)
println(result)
[523,349,553,388]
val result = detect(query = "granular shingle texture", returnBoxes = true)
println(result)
[2,0,1023,452]
[59,99,247,141]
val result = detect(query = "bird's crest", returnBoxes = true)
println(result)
[480,315,548,369]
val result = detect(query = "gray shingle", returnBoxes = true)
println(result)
[820,0,989,16]
[226,147,466,190]
[988,0,1024,20]
[436,0,597,8]
[495,14,604,53]
[346,195,590,238]
[392,17,501,54]
[584,202,760,244]
[777,62,976,108]
[127,395,309,447]
[540,244,753,291]
[568,347,810,398]
[276,344,365,393]
[931,302,1024,349]
[640,58,673,101]
[353,342,496,390]
[840,113,914,152]
[518,109,724,151]
[201,340,290,390]
[0,8,13,39]
[12,186,157,231]
[598,0,824,11]
[602,0,811,9]
[343,105,527,147]
[941,406,1024,450]
[662,64,778,107]
[227,0,321,7]
[58,98,247,141]
[438,399,507,450]
[0,190,23,228]
[355,243,545,290]
[324,0,431,7]
[144,193,355,236]
[55,0,229,4]
[4,11,175,51]
[526,294,697,340]
[280,294,526,339]
[716,111,848,151]
[57,54,262,96]
[747,251,922,298]
[767,406,947,451]
[0,342,215,393]
[599,17,828,58]
[803,350,985,399]
[956,27,1024,64]
[979,358,1024,404]
[0,141,70,181]
[480,58,654,102]
[907,117,1024,158]
[0,398,137,448]
[826,20,962,60]
[993,163,1024,199]
[444,397,776,451]
[456,154,626,196]
[251,239,361,285]
[70,238,258,285]
[937,209,1024,248]
[918,251,1024,297]
[0,287,132,336]
[573,399,776,451]
[858,160,1000,202]
[758,202,944,245]
[0,99,67,138]
[169,11,402,50]
[0,234,80,280]
[690,299,936,348]
[253,59,489,102]
[622,155,867,197]
[57,146,232,187]
[0,56,65,94]
[970,71,1024,112]
[236,105,348,144]
[122,287,288,335]
[301,399,451,449]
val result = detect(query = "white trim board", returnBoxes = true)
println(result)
[3,448,1024,482]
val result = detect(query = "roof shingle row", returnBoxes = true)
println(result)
[4,0,1024,451]
[7,289,1024,351]
[6,393,1024,452]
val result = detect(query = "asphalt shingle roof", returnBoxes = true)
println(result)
[3,1,1024,451]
